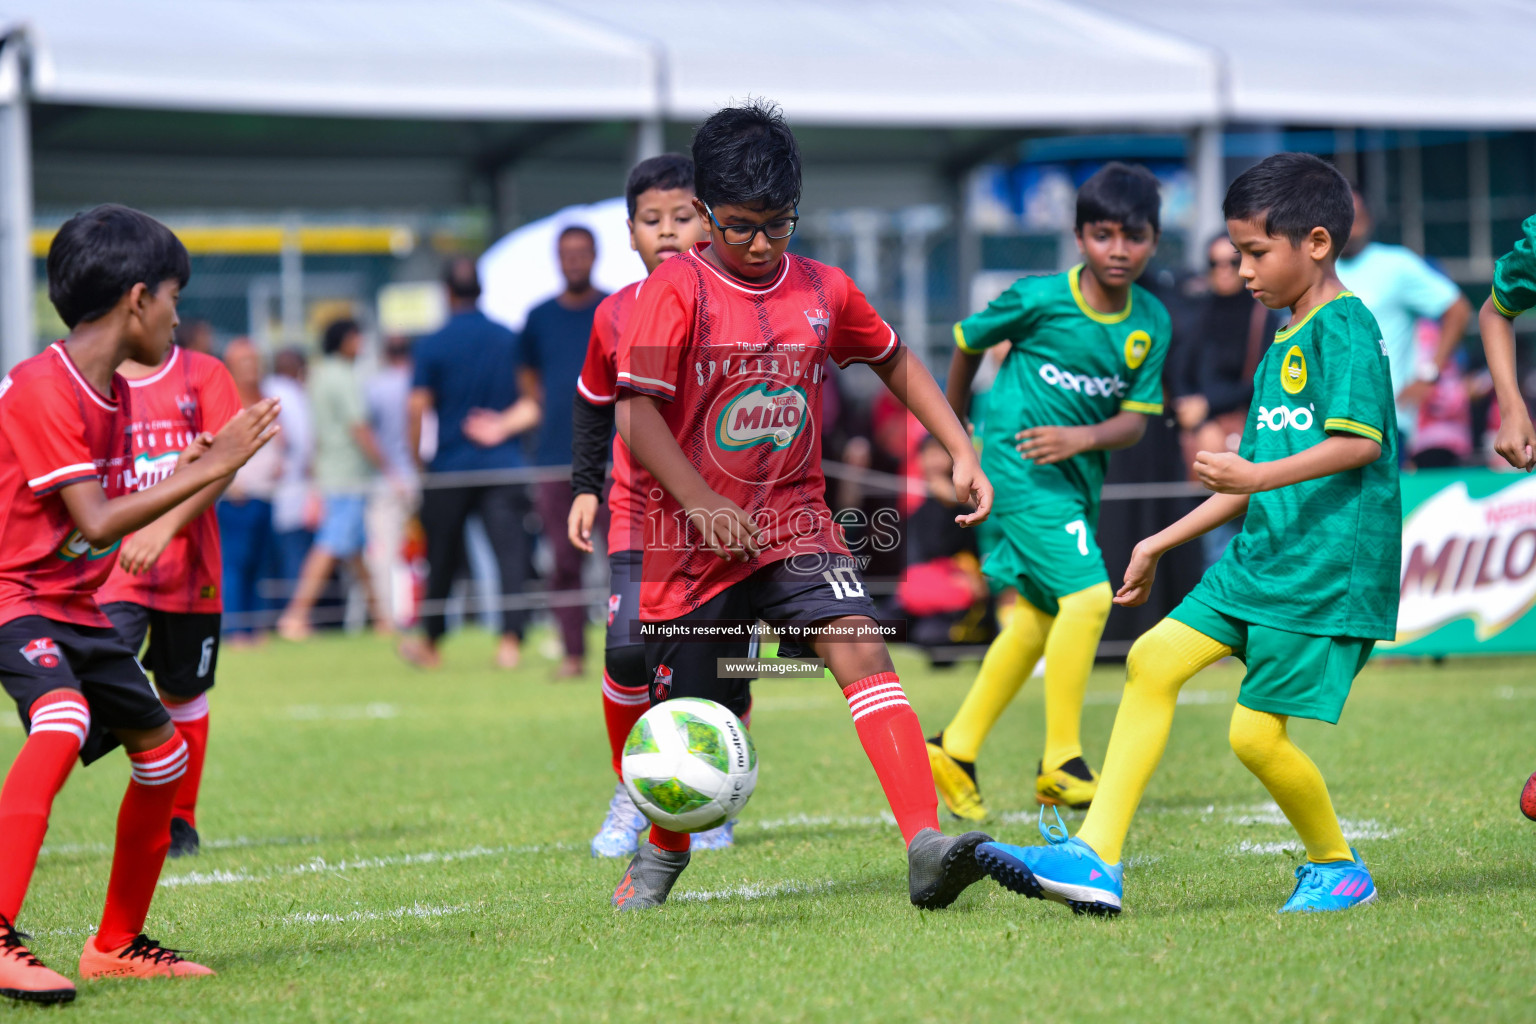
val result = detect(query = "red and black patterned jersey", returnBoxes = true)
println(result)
[577,281,652,554]
[616,243,899,621]
[98,347,241,613]
[0,343,134,628]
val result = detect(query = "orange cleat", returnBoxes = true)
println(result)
[0,916,75,1004]
[79,934,214,980]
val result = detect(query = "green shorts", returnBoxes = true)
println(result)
[981,508,1108,616]
[1169,595,1374,724]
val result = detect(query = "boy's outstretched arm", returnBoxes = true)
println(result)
[1480,295,1536,471]
[1193,435,1380,494]
[1115,492,1250,607]
[117,475,233,574]
[1015,410,1147,465]
[616,393,761,562]
[59,398,280,549]
[944,348,983,423]
[871,346,992,526]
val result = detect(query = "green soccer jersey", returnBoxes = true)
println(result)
[1194,292,1401,640]
[1491,213,1536,317]
[955,265,1170,518]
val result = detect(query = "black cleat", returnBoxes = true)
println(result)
[907,827,993,909]
[612,842,690,911]
[168,817,201,859]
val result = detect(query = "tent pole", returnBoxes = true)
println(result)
[0,30,34,371]
[1189,120,1224,271]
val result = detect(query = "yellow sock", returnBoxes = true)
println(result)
[1040,582,1112,772]
[1076,618,1230,864]
[1228,704,1352,863]
[941,599,1052,763]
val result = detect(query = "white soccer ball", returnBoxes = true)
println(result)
[621,698,757,832]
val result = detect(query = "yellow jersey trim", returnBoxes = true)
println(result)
[1490,285,1523,319]
[1274,291,1355,343]
[1121,400,1164,415]
[954,321,984,354]
[1069,264,1133,324]
[1324,417,1383,444]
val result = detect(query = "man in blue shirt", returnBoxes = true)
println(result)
[517,226,607,678]
[402,258,541,670]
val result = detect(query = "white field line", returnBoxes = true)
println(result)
[1083,689,1231,706]
[284,703,398,721]
[159,841,574,888]
[283,903,470,925]
[1227,802,1400,854]
[677,879,836,903]
[1493,686,1536,700]
[43,833,321,859]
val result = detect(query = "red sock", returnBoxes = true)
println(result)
[842,672,939,845]
[0,693,88,921]
[95,734,188,952]
[649,824,691,853]
[165,694,209,827]
[602,671,650,778]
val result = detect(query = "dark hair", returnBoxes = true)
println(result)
[626,153,695,217]
[1222,153,1354,255]
[1076,162,1162,235]
[558,225,596,250]
[321,317,360,356]
[444,256,481,301]
[691,98,801,211]
[46,204,191,328]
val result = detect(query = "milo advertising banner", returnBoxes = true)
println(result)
[1386,468,1536,655]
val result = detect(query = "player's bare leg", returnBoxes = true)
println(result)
[815,620,992,908]
[275,547,339,641]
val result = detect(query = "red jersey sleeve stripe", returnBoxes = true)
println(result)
[832,325,900,369]
[616,371,676,398]
[577,376,617,404]
[29,462,98,492]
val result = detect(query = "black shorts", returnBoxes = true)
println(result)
[0,616,171,765]
[102,603,221,699]
[643,555,880,717]
[605,549,644,653]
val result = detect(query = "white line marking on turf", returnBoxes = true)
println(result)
[748,812,896,830]
[1494,686,1536,700]
[159,842,573,887]
[42,834,321,858]
[283,903,469,925]
[677,880,836,903]
[1083,689,1230,707]
[285,703,398,721]
[1227,802,1399,853]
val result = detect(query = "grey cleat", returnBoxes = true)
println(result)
[168,817,200,859]
[611,842,691,911]
[908,827,992,909]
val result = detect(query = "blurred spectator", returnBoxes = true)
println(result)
[264,346,317,608]
[277,319,388,639]
[514,225,606,677]
[218,338,280,644]
[176,318,215,355]
[1410,320,1474,468]
[1338,185,1472,453]
[402,257,541,670]
[366,336,419,629]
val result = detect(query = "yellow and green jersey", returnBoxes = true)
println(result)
[1194,292,1401,641]
[955,265,1170,518]
[1491,213,1536,317]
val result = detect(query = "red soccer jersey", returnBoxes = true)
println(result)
[0,343,135,628]
[99,347,242,613]
[577,280,654,554]
[616,244,899,621]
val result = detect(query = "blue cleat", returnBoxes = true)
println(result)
[690,819,736,851]
[591,782,648,859]
[1279,848,1377,913]
[975,808,1123,916]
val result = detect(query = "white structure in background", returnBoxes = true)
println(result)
[477,196,642,333]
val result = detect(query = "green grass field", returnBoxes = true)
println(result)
[5,628,1534,1022]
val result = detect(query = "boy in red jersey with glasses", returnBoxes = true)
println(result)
[611,100,995,911]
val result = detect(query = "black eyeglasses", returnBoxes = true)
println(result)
[1209,256,1241,270]
[703,203,799,246]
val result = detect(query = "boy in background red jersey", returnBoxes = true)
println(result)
[611,101,996,911]
[99,341,243,859]
[0,205,278,1002]
[570,154,717,859]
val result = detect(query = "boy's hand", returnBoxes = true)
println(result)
[1194,450,1265,493]
[118,520,176,575]
[1015,425,1091,465]
[204,397,282,475]
[1115,540,1162,607]
[177,431,215,468]
[568,492,600,553]
[951,456,992,527]
[462,408,511,448]
[685,492,762,562]
[1494,411,1536,472]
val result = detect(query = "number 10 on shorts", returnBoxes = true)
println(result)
[823,567,866,600]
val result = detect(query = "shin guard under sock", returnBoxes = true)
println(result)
[0,693,88,921]
[95,734,188,952]
[165,694,209,827]
[843,672,939,844]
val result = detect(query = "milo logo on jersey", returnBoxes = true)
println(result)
[56,529,119,562]
[128,450,180,491]
[715,382,809,452]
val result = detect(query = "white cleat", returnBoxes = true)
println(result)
[591,782,649,859]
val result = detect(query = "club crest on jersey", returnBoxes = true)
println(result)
[803,308,831,344]
[176,392,199,421]
[1123,329,1151,370]
[19,638,60,669]
[607,593,621,626]
[56,529,119,562]
[1281,345,1308,394]
[716,382,809,452]
[653,663,673,701]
